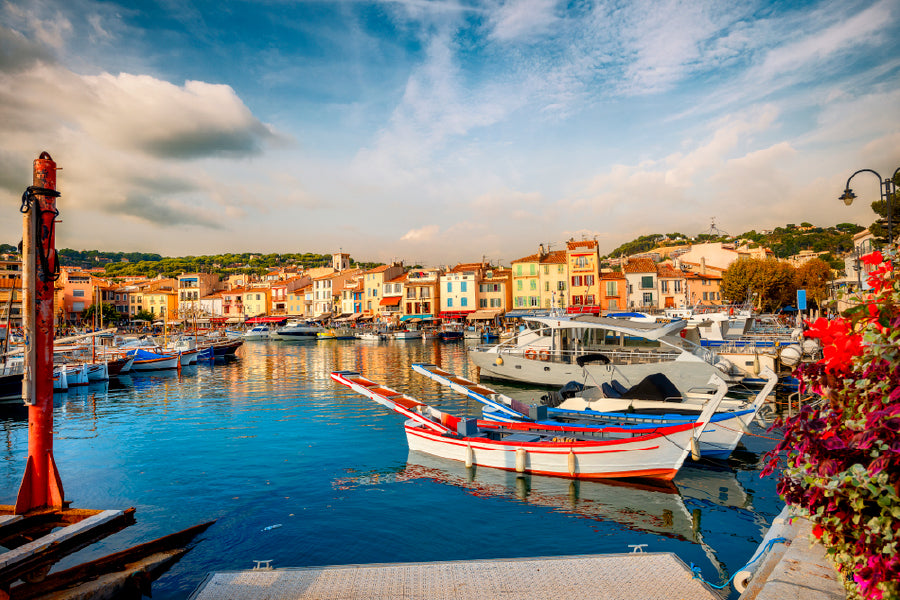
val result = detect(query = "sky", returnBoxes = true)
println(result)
[1,0,898,267]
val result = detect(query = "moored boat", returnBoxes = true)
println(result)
[127,349,181,371]
[412,363,777,459]
[330,370,723,481]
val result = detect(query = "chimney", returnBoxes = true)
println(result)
[700,257,707,275]
[539,243,545,257]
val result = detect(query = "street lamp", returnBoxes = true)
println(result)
[839,167,899,247]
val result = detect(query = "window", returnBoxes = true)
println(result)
[516,265,522,276]
[584,275,595,286]
[606,281,617,296]
[73,290,85,297]
[447,298,454,307]
[529,264,536,276]
[421,288,430,298]
[585,294,596,305]
[256,294,261,301]
[479,299,487,308]
[643,292,653,305]
[702,292,709,301]
[544,282,549,292]
[529,280,536,290]
[490,298,501,308]
[674,280,682,292]
[575,256,589,268]
[461,282,467,292]
[517,280,522,291]
[572,295,583,305]
[661,280,669,293]
[609,299,618,310]
[571,275,582,287]
[543,265,549,275]
[557,281,566,291]
[407,288,415,298]
[461,297,468,307]
[73,301,84,312]
[447,282,453,293]
[641,276,654,289]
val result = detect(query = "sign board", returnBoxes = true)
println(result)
[797,289,807,311]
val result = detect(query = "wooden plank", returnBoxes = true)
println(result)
[0,517,21,529]
[0,511,124,570]
[11,521,215,600]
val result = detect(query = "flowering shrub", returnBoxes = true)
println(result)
[763,250,900,600]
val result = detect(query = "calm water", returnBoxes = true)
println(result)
[0,340,786,599]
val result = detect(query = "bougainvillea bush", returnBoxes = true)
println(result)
[763,251,900,600]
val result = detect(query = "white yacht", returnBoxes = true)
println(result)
[243,325,271,340]
[468,313,742,391]
[270,319,324,340]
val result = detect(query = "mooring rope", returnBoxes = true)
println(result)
[689,536,788,589]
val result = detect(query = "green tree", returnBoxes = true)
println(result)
[81,302,123,326]
[132,309,155,323]
[794,258,832,310]
[721,258,797,311]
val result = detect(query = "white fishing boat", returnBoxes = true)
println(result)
[331,370,723,481]
[468,313,741,391]
[127,349,181,371]
[358,331,387,341]
[86,362,109,382]
[412,363,777,459]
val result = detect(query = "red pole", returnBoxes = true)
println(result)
[15,152,64,514]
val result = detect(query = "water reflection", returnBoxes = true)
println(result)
[0,338,782,600]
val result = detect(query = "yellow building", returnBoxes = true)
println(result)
[566,240,601,312]
[511,246,567,310]
[143,290,178,320]
[242,288,272,317]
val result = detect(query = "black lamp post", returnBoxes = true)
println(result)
[839,167,899,247]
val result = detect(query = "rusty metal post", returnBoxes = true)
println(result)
[15,152,64,514]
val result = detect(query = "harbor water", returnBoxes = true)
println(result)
[0,340,787,599]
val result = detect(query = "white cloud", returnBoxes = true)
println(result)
[401,225,440,241]
[486,0,559,42]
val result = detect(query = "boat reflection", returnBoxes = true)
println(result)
[401,451,698,541]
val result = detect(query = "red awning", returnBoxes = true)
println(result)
[438,310,475,319]
[379,297,402,306]
[245,316,289,324]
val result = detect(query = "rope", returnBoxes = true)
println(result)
[689,536,788,589]
[19,185,61,282]
[714,421,784,441]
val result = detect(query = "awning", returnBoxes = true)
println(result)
[466,310,500,321]
[245,316,288,324]
[225,317,244,323]
[438,310,475,319]
[379,297,402,306]
[400,314,435,322]
[347,313,363,321]
[503,309,550,318]
[166,319,183,325]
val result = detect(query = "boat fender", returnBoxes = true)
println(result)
[567,450,576,476]
[495,356,504,366]
[539,349,550,361]
[465,443,474,468]
[515,447,527,473]
[690,437,701,461]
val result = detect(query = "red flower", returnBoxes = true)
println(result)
[860,251,883,266]
[813,524,824,539]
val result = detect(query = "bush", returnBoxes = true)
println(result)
[763,251,899,600]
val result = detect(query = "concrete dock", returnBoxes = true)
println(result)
[190,553,719,600]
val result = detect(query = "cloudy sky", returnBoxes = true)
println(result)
[1,0,898,266]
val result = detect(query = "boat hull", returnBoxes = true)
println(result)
[131,355,180,371]
[403,420,694,481]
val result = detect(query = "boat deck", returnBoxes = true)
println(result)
[190,552,718,600]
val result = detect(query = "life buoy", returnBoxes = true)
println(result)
[525,349,538,360]
[539,349,550,361]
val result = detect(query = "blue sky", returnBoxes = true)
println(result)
[1,0,898,266]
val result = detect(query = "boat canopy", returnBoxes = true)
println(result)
[525,314,687,341]
[466,310,501,321]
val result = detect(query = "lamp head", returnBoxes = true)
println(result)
[840,188,856,206]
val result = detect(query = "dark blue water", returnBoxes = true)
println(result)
[0,340,785,598]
